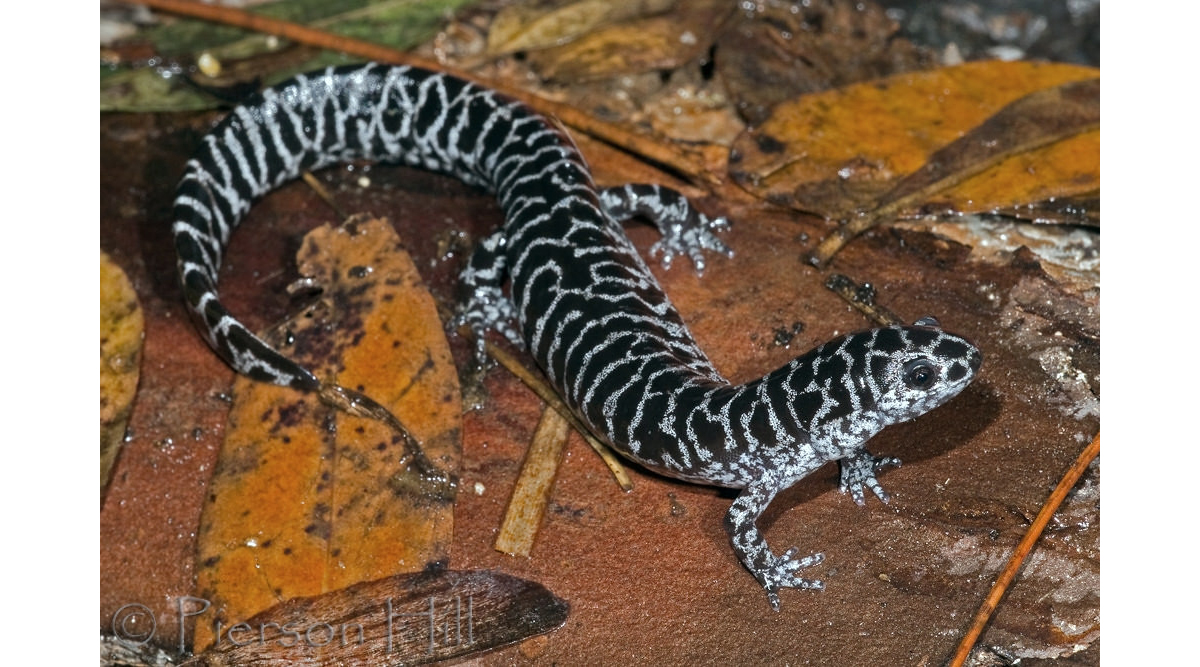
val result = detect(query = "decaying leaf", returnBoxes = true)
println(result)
[183,570,568,665]
[716,0,935,125]
[495,407,572,557]
[487,0,675,55]
[193,217,462,651]
[992,192,1099,227]
[729,60,1099,222]
[524,0,733,81]
[100,251,144,498]
[100,0,476,112]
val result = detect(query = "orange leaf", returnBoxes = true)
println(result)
[100,251,144,497]
[730,60,1099,221]
[193,217,461,651]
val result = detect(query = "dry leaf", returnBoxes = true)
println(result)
[871,78,1098,214]
[716,0,935,124]
[193,217,462,651]
[729,60,1099,221]
[992,192,1099,227]
[525,0,733,81]
[183,570,568,665]
[100,251,144,498]
[487,0,675,55]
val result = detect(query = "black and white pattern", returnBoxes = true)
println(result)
[172,63,982,610]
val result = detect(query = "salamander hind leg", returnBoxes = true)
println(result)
[597,184,732,273]
[725,478,825,612]
[453,230,523,365]
[838,450,902,506]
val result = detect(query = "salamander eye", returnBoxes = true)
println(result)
[903,360,939,390]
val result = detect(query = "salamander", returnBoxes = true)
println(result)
[172,63,982,610]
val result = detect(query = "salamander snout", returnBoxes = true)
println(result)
[863,323,981,423]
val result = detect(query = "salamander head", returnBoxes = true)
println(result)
[859,317,982,425]
[779,316,981,451]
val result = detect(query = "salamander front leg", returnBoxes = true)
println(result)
[725,477,824,611]
[838,449,901,506]
[597,184,732,273]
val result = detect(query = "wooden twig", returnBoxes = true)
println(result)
[948,433,1100,666]
[494,406,571,557]
[126,0,720,188]
[299,171,344,220]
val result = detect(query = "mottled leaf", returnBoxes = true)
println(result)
[100,252,144,499]
[183,570,568,665]
[803,73,1099,266]
[193,217,461,651]
[730,60,1099,222]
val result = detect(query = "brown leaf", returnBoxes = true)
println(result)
[487,0,675,56]
[991,192,1099,227]
[730,60,1099,222]
[716,0,935,125]
[193,217,462,651]
[183,570,568,665]
[100,251,144,498]
[525,0,734,82]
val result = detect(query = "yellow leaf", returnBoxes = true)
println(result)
[487,0,675,55]
[100,251,144,498]
[525,0,732,81]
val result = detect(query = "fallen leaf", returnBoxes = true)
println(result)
[100,251,144,499]
[991,192,1099,227]
[729,60,1099,222]
[183,570,568,665]
[875,78,1099,217]
[525,0,733,81]
[716,0,935,125]
[487,0,675,55]
[803,74,1099,266]
[193,217,461,651]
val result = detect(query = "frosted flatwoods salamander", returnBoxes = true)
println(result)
[173,63,982,610]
